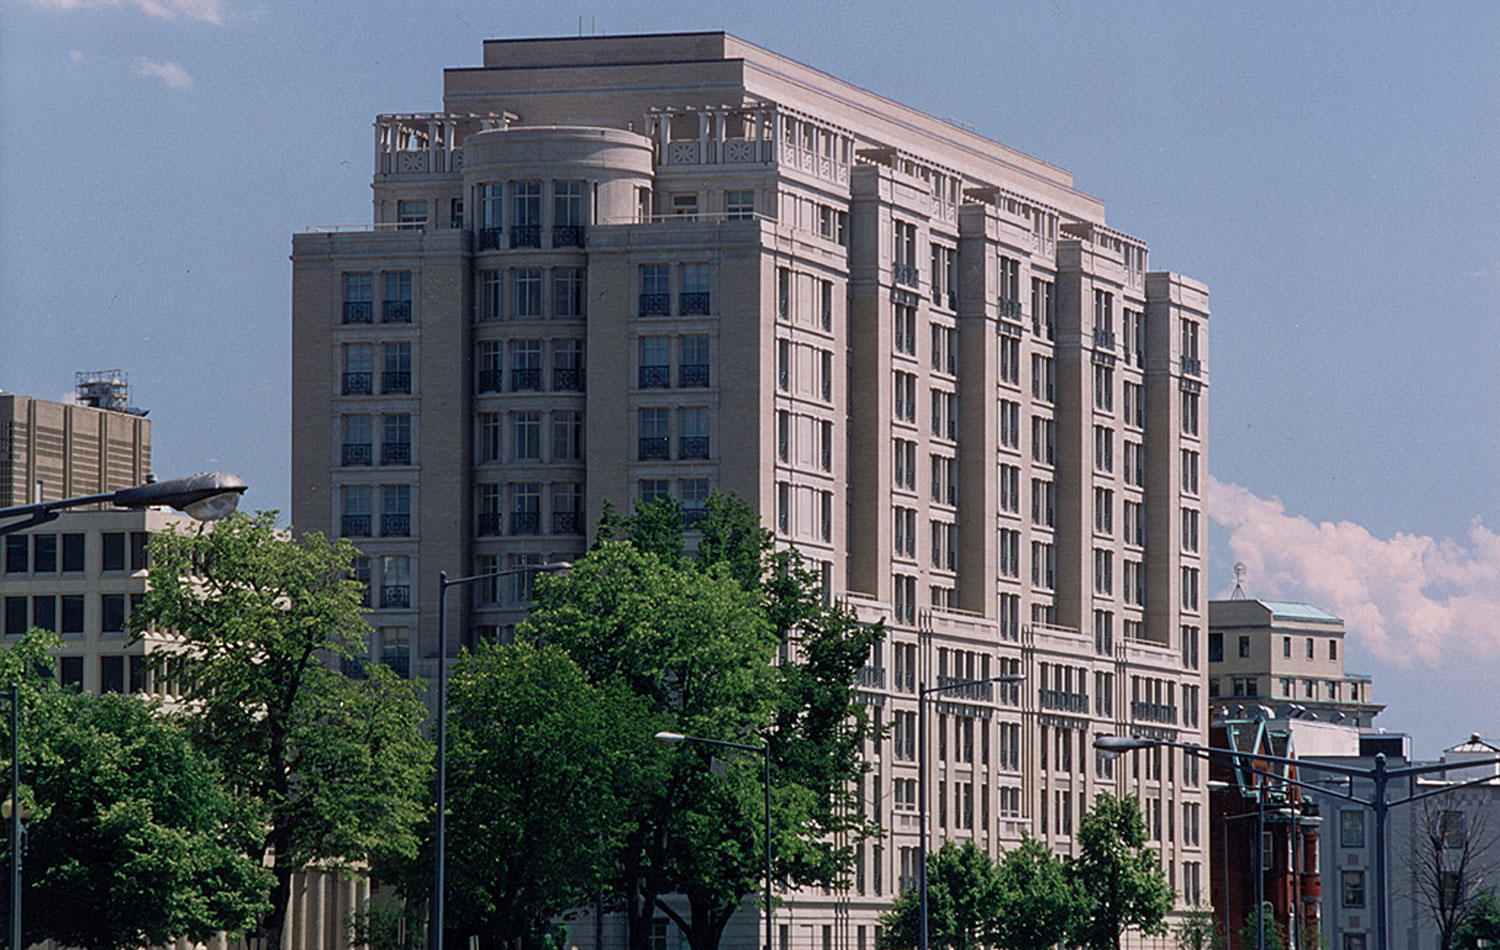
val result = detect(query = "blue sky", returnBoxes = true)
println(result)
[2,0,1496,758]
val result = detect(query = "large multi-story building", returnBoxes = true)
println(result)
[1208,599,1384,729]
[0,380,151,509]
[291,32,1211,950]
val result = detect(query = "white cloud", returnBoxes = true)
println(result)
[25,0,229,25]
[68,48,85,64]
[134,57,193,89]
[1207,476,1500,668]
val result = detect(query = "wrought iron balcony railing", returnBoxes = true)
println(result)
[476,512,503,536]
[341,514,371,537]
[477,228,503,251]
[382,513,410,537]
[510,225,541,248]
[380,585,410,609]
[476,369,503,393]
[680,436,709,459]
[382,300,411,324]
[680,292,711,315]
[342,443,372,466]
[553,367,584,392]
[342,372,372,395]
[639,437,670,460]
[342,301,373,324]
[510,368,541,392]
[510,511,540,535]
[640,293,670,316]
[552,225,586,248]
[382,442,411,465]
[382,371,411,394]
[552,511,581,535]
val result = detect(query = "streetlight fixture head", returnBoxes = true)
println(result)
[1093,735,1157,753]
[993,673,1026,684]
[540,560,573,575]
[113,471,248,521]
[654,731,687,746]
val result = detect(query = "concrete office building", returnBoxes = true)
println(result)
[1208,599,1384,729]
[291,33,1211,950]
[0,382,151,509]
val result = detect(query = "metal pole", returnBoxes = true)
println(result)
[1222,816,1233,950]
[431,572,450,950]
[764,744,773,950]
[1373,754,1388,950]
[9,684,20,950]
[918,680,928,950]
[1257,788,1265,950]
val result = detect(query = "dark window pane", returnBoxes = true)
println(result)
[101,594,127,633]
[60,656,84,689]
[100,655,125,693]
[130,532,149,571]
[4,597,27,636]
[34,535,57,573]
[4,536,28,574]
[32,596,55,632]
[62,534,85,572]
[129,655,149,693]
[60,595,85,634]
[102,533,126,572]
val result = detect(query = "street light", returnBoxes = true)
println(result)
[1094,734,1500,950]
[0,471,249,536]
[431,560,571,950]
[654,730,774,950]
[919,674,1025,950]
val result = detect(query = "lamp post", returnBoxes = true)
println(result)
[0,471,249,536]
[918,674,1025,950]
[430,560,571,950]
[1094,734,1500,950]
[654,731,774,950]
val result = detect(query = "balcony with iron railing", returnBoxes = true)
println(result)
[382,300,412,324]
[1182,356,1201,377]
[856,665,886,689]
[341,514,371,537]
[476,512,503,536]
[1093,328,1116,350]
[553,367,584,392]
[342,443,372,466]
[478,228,503,251]
[342,372,372,395]
[640,293,670,316]
[510,368,541,392]
[380,585,410,609]
[998,297,1023,320]
[1039,689,1090,713]
[680,292,711,316]
[1130,701,1178,724]
[552,225,586,248]
[510,511,540,535]
[553,511,581,535]
[680,364,709,388]
[342,301,373,324]
[639,437,670,460]
[382,371,411,394]
[893,263,920,288]
[382,442,411,465]
[510,225,541,248]
[937,676,992,701]
[639,365,670,389]
[382,513,410,537]
[680,436,709,459]
[477,369,503,393]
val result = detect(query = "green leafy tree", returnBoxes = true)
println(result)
[1453,887,1500,950]
[437,641,661,948]
[525,493,881,950]
[130,512,432,948]
[1069,793,1175,950]
[991,836,1086,950]
[0,630,270,950]
[878,842,999,950]
[1174,904,1225,950]
[1238,906,1287,950]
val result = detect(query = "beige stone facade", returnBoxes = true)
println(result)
[291,32,1212,950]
[1208,599,1383,729]
[0,391,151,509]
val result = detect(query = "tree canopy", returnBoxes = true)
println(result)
[526,494,882,950]
[130,511,431,947]
[1069,793,1175,950]
[0,630,270,950]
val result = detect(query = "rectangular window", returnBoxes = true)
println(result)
[513,411,541,460]
[1181,390,1200,435]
[342,272,373,323]
[512,181,541,246]
[640,408,670,460]
[397,200,427,230]
[480,270,502,322]
[62,534,84,572]
[1342,870,1366,908]
[32,595,55,632]
[341,485,372,537]
[1182,507,1199,552]
[553,181,585,246]
[102,533,126,572]
[641,264,670,316]
[382,342,412,394]
[680,407,710,459]
[4,536,27,574]
[681,263,711,315]
[513,268,542,318]
[42,534,64,572]
[1340,810,1365,848]
[511,340,542,391]
[553,410,584,461]
[342,343,373,394]
[640,336,671,389]
[1094,426,1114,472]
[726,190,754,220]
[100,655,125,693]
[383,271,412,323]
[101,594,126,633]
[382,413,412,465]
[553,267,584,318]
[478,413,501,463]
[381,485,411,537]
[60,595,84,634]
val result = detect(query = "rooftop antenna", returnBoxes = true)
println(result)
[1231,562,1248,600]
